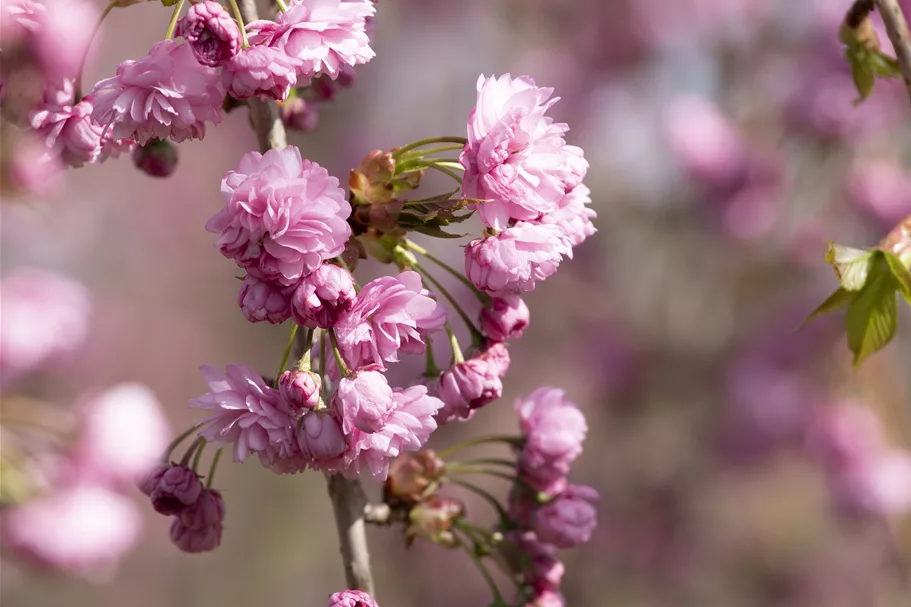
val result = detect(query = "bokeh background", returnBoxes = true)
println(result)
[2,0,911,605]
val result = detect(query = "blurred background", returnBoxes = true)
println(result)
[2,0,911,605]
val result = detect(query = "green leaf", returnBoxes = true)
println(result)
[849,50,876,102]
[413,225,467,239]
[883,250,911,305]
[825,242,875,290]
[844,258,899,367]
[801,287,857,328]
[161,0,180,5]
[870,52,902,78]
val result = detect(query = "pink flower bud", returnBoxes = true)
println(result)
[480,294,530,342]
[333,367,395,434]
[533,485,598,549]
[405,495,465,547]
[169,516,222,553]
[386,450,446,505]
[132,138,178,178]
[178,489,225,530]
[148,465,202,515]
[138,463,170,496]
[516,387,587,493]
[291,264,356,328]
[465,223,568,295]
[238,275,293,324]
[279,369,322,410]
[297,411,348,460]
[434,343,510,423]
[328,590,379,607]
[176,1,241,67]
[280,96,320,132]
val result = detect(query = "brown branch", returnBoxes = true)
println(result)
[874,0,911,105]
[235,0,374,597]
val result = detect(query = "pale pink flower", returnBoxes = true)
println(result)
[291,263,356,328]
[297,410,348,460]
[460,74,587,230]
[169,515,222,553]
[29,82,104,167]
[480,294,529,342]
[4,133,63,196]
[247,0,376,80]
[465,222,568,294]
[238,274,293,323]
[92,39,223,145]
[846,161,911,226]
[190,364,295,464]
[178,488,225,531]
[433,343,510,424]
[0,269,89,382]
[279,369,322,410]
[334,367,395,434]
[516,388,587,493]
[539,184,597,251]
[533,485,598,548]
[73,383,170,487]
[833,450,911,517]
[207,147,351,286]
[328,589,380,607]
[3,484,141,577]
[345,386,443,480]
[147,465,202,515]
[221,44,300,101]
[334,271,446,369]
[176,1,242,67]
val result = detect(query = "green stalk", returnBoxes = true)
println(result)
[164,0,187,40]
[275,323,299,387]
[437,435,522,459]
[191,438,207,473]
[226,0,249,47]
[414,264,484,347]
[453,528,506,604]
[74,0,119,99]
[406,240,489,303]
[205,448,224,488]
[392,137,468,159]
[448,477,511,524]
[445,323,465,365]
[328,329,351,377]
[163,425,200,462]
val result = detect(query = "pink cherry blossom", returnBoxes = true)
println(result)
[846,160,911,226]
[176,1,242,67]
[333,367,395,434]
[178,488,225,531]
[29,83,103,167]
[3,484,142,577]
[4,133,63,196]
[516,387,587,493]
[433,343,510,424]
[0,269,89,382]
[533,484,599,549]
[147,465,202,515]
[92,39,223,145]
[247,0,376,80]
[238,274,293,323]
[291,263,356,328]
[189,364,295,464]
[207,146,352,286]
[169,515,222,553]
[480,294,530,342]
[334,271,447,369]
[221,45,301,101]
[460,73,587,230]
[465,222,568,294]
[279,369,322,410]
[505,531,564,592]
[73,383,170,487]
[539,184,597,251]
[344,386,443,480]
[297,410,348,460]
[328,589,380,607]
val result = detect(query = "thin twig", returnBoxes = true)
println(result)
[875,0,911,105]
[238,0,288,152]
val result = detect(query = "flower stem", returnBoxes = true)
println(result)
[275,0,289,11]
[413,263,484,347]
[319,330,327,392]
[205,448,223,488]
[449,457,516,469]
[453,527,506,604]
[424,337,440,377]
[445,322,465,365]
[437,435,522,459]
[447,467,521,484]
[274,323,299,387]
[74,0,118,100]
[226,0,250,48]
[328,329,352,377]
[415,160,464,184]
[164,425,200,462]
[191,438,207,473]
[164,0,187,41]
[296,327,315,371]
[448,477,511,524]
[392,136,468,159]
[399,144,466,159]
[179,437,206,468]
[405,240,489,304]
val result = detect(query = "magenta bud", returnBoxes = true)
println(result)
[280,96,320,133]
[480,294,530,342]
[138,463,170,496]
[291,263,356,329]
[169,517,222,553]
[148,465,202,515]
[132,138,178,178]
[279,369,321,410]
[178,489,226,530]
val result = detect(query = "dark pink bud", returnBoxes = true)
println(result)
[238,275,293,324]
[176,1,242,67]
[433,343,510,423]
[132,138,178,178]
[178,489,225,530]
[291,264,356,328]
[280,96,320,133]
[328,590,379,607]
[533,485,598,549]
[138,463,170,496]
[149,465,202,515]
[279,369,321,410]
[480,294,529,342]
[169,517,222,553]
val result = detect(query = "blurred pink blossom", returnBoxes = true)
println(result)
[533,484,599,549]
[516,387,587,494]
[846,161,911,226]
[328,589,379,607]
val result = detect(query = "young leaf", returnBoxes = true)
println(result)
[801,287,857,327]
[870,52,902,78]
[849,50,876,103]
[825,243,875,290]
[883,250,911,305]
[844,258,899,367]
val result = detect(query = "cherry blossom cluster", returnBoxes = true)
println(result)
[0,271,170,576]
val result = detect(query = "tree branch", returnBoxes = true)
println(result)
[236,0,375,597]
[875,0,911,105]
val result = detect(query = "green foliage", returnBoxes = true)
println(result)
[844,46,902,104]
[806,243,911,368]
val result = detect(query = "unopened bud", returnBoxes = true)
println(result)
[132,138,178,178]
[279,369,322,410]
[406,496,466,547]
[385,450,446,505]
[280,96,320,133]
